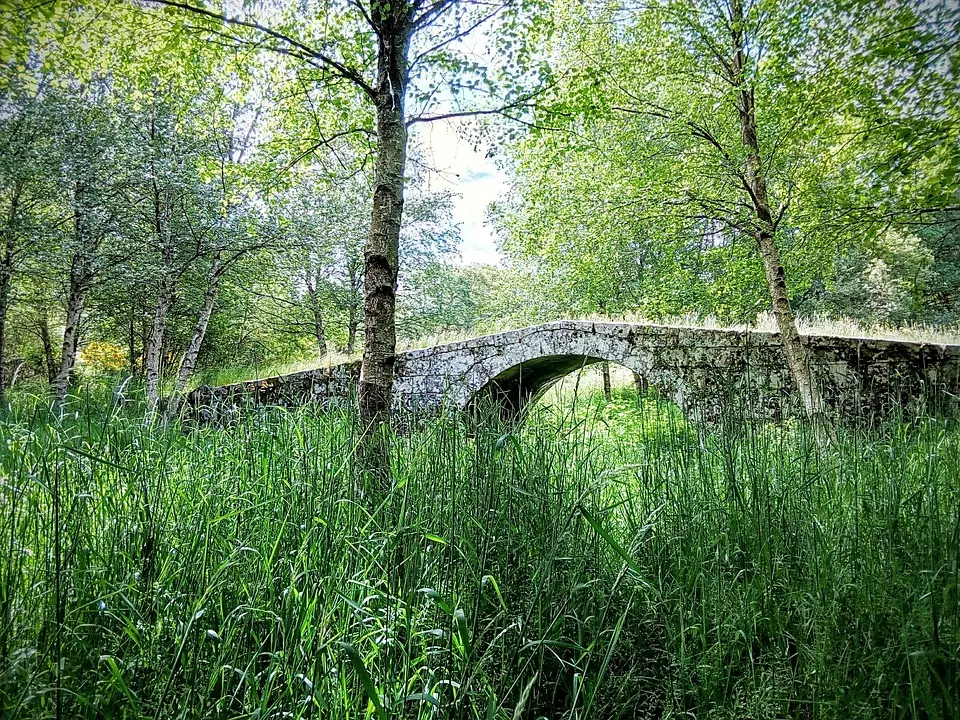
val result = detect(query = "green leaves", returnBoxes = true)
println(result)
[498,0,960,325]
[578,505,643,578]
[339,641,389,720]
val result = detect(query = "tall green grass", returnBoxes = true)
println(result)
[0,387,958,718]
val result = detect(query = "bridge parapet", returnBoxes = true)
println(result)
[188,361,360,423]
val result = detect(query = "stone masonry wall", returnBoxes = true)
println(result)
[187,321,960,423]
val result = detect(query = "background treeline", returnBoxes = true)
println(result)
[493,0,960,327]
[0,4,489,406]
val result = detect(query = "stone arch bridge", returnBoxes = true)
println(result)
[189,321,960,423]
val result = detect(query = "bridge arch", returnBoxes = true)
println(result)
[464,353,676,421]
[394,322,693,421]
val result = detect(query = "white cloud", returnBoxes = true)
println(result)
[415,119,507,266]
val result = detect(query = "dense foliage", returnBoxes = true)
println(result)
[0,74,464,394]
[495,0,960,325]
[0,0,510,409]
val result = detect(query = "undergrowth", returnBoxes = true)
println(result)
[0,387,958,718]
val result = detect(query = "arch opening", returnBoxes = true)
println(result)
[465,354,673,425]
[466,354,605,421]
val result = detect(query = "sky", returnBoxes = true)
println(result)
[417,119,509,267]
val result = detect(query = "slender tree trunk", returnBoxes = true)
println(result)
[754,231,824,418]
[356,7,414,490]
[361,93,409,428]
[601,361,612,402]
[346,316,358,355]
[729,0,825,421]
[0,181,21,405]
[0,253,11,406]
[145,151,179,411]
[53,267,85,407]
[128,305,136,378]
[633,371,648,397]
[38,307,56,384]
[53,182,97,408]
[165,254,224,418]
[144,278,173,412]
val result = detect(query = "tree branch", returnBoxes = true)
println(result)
[143,0,376,97]
[410,2,507,69]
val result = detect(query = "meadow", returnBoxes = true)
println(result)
[0,377,958,719]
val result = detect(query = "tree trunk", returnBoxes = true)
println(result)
[53,182,99,408]
[165,253,224,418]
[754,232,824,419]
[38,308,56,384]
[0,251,11,406]
[145,180,176,410]
[633,371,648,397]
[53,268,85,407]
[346,315,358,355]
[355,8,415,491]
[729,0,825,421]
[359,19,412,433]
[144,278,173,412]
[601,361,612,401]
[0,181,21,405]
[144,117,182,412]
[128,305,137,379]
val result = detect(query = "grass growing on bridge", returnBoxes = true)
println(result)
[0,387,958,718]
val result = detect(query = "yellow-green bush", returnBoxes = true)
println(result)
[78,341,127,374]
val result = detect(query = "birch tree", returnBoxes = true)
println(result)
[506,0,959,422]
[142,0,550,448]
[162,115,278,418]
[139,96,207,411]
[0,95,37,404]
[50,87,139,407]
